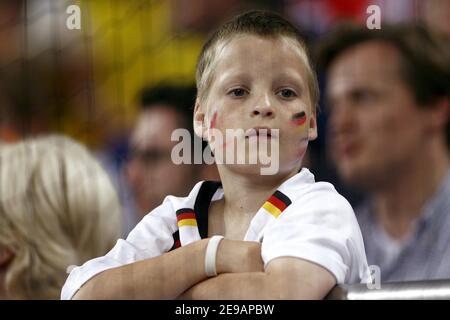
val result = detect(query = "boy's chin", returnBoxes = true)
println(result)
[218,162,282,177]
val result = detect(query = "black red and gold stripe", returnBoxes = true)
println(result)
[262,190,292,218]
[176,208,198,227]
[292,111,307,127]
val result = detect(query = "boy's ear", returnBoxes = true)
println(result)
[193,99,207,139]
[308,114,318,141]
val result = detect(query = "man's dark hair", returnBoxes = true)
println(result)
[137,84,209,162]
[316,23,450,149]
[139,84,197,136]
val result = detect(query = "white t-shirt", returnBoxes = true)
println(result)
[61,168,370,299]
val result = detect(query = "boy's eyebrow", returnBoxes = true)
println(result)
[217,69,306,87]
[217,70,252,85]
[273,71,306,91]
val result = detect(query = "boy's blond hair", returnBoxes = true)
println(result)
[196,10,320,112]
[0,135,121,299]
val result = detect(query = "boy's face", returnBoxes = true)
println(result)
[194,35,317,176]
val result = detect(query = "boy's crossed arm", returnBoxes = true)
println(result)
[72,238,261,300]
[179,241,336,300]
[72,237,334,300]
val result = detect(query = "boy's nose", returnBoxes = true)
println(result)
[251,107,274,118]
[251,96,275,118]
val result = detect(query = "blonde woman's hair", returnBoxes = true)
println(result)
[0,135,121,299]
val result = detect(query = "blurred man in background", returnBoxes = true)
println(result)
[125,85,219,220]
[423,0,450,37]
[318,24,450,282]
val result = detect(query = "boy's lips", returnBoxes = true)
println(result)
[245,127,278,139]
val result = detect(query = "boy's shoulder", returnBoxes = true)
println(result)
[287,169,353,211]
[287,168,341,196]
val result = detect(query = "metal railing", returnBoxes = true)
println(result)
[326,279,450,300]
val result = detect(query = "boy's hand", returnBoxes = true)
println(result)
[216,239,264,274]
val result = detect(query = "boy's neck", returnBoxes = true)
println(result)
[217,165,300,217]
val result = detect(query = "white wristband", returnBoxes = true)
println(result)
[204,235,224,277]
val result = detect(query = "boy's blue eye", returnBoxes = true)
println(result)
[228,88,247,97]
[278,89,296,99]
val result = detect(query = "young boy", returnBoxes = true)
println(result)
[62,10,370,300]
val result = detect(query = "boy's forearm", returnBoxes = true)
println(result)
[179,258,336,300]
[73,239,210,300]
[179,273,276,300]
[72,238,263,300]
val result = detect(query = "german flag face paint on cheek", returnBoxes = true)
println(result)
[209,111,218,130]
[291,111,307,127]
[290,111,309,160]
[208,111,230,150]
[208,111,220,147]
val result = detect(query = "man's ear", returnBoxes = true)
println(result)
[308,114,318,141]
[427,97,449,133]
[193,98,207,139]
[0,247,13,269]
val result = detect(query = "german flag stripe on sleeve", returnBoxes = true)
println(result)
[178,219,198,227]
[273,190,292,207]
[263,202,282,218]
[267,195,288,212]
[176,208,198,227]
[176,208,195,216]
[262,190,292,218]
[176,212,196,221]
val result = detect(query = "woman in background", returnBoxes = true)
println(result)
[0,135,121,299]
